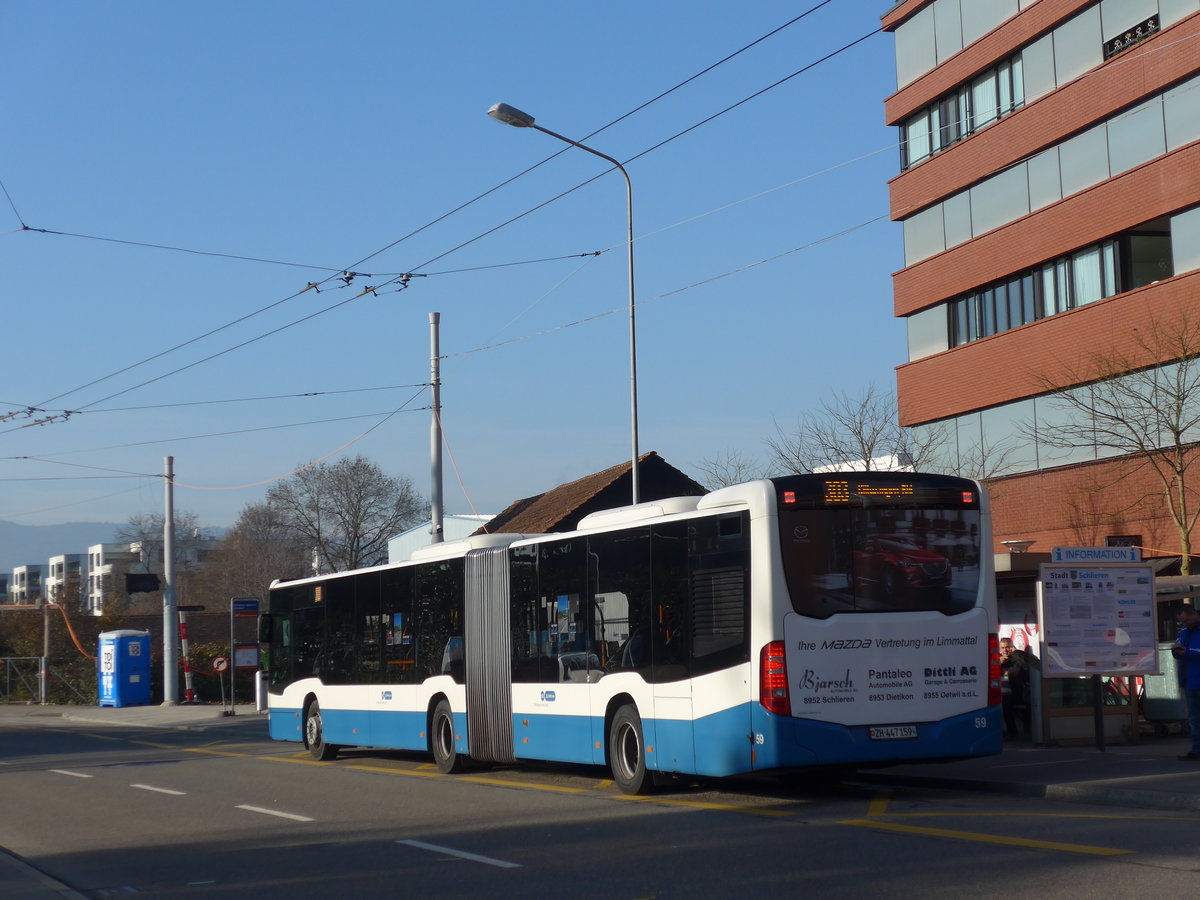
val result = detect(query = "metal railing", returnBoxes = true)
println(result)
[0,657,93,704]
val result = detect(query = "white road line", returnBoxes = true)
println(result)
[131,783,186,796]
[398,839,521,869]
[235,804,314,822]
[50,769,93,778]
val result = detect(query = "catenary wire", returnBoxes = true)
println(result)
[16,2,839,412]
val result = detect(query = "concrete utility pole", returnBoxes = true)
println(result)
[430,312,444,544]
[162,455,178,705]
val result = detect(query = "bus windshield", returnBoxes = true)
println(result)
[775,474,982,617]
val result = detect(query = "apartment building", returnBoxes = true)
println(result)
[86,543,141,616]
[45,554,86,609]
[9,565,45,606]
[885,0,1200,554]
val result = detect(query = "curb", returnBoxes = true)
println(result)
[855,772,1200,813]
[0,846,88,900]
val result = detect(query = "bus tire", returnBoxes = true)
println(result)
[304,700,339,761]
[431,699,466,774]
[609,704,655,795]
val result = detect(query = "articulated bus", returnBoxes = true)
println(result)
[261,472,1002,793]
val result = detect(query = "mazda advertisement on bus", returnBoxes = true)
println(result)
[779,503,989,726]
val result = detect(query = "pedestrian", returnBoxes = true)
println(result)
[1171,604,1200,761]
[999,637,1030,739]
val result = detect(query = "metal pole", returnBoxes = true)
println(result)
[430,312,444,544]
[487,105,639,504]
[162,456,178,706]
[40,601,49,704]
[530,126,639,504]
[179,611,194,703]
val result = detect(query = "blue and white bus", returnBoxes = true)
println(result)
[261,472,1002,793]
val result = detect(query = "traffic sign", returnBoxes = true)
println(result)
[212,657,229,672]
[231,598,260,617]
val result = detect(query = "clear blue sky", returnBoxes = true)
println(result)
[1,0,901,532]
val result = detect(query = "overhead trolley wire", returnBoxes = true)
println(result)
[14,2,839,415]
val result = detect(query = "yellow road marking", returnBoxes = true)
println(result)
[258,755,332,766]
[347,764,442,779]
[80,732,123,742]
[867,791,891,817]
[884,811,1199,822]
[615,795,794,817]
[839,818,1132,856]
[127,740,177,749]
[184,747,249,758]
[460,775,587,793]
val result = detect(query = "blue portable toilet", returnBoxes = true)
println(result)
[98,630,152,707]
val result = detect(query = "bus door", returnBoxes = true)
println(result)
[463,547,517,765]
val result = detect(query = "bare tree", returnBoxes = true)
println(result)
[109,510,213,614]
[1030,317,1200,573]
[190,501,310,603]
[265,455,428,572]
[768,384,956,474]
[694,448,770,490]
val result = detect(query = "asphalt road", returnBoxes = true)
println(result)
[2,716,1198,898]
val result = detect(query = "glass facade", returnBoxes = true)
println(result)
[903,72,1200,266]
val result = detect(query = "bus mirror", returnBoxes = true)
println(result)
[257,614,274,644]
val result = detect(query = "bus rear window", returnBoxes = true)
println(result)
[779,506,981,617]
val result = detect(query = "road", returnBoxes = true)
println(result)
[1,715,1198,898]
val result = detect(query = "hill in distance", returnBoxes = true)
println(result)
[0,520,122,577]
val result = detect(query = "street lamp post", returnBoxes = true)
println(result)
[487,102,640,505]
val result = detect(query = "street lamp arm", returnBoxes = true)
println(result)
[487,102,640,504]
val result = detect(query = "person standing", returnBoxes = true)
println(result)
[1171,604,1200,761]
[999,637,1030,739]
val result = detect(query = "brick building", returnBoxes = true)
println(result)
[883,0,1200,556]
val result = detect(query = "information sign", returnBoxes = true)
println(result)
[1037,562,1156,676]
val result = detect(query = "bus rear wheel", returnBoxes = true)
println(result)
[431,699,466,774]
[304,700,339,761]
[609,704,655,795]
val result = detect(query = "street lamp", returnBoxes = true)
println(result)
[488,102,640,505]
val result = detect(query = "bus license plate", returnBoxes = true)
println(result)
[869,725,917,741]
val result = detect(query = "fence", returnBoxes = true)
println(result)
[0,656,93,704]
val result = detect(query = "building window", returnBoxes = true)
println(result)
[944,238,1123,350]
[901,54,1024,169]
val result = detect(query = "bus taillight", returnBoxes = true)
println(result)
[760,641,791,716]
[987,633,1002,707]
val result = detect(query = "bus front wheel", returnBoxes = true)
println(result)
[431,699,466,774]
[609,704,655,795]
[304,700,339,761]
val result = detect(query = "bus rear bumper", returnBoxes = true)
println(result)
[752,704,1003,771]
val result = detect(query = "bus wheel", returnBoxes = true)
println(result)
[304,700,339,761]
[609,704,655,795]
[431,699,466,774]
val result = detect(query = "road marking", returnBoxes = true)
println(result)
[347,763,441,778]
[839,818,1132,856]
[131,783,186,796]
[185,748,248,758]
[615,794,795,817]
[868,791,891,816]
[884,811,1199,822]
[460,774,587,794]
[235,804,314,822]
[398,839,521,868]
[50,769,93,778]
[128,740,177,750]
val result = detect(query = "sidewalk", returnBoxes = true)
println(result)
[857,736,1200,812]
